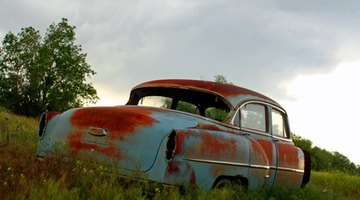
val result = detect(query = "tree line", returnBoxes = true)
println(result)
[293,134,360,175]
[0,18,98,117]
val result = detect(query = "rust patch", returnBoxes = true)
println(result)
[174,131,186,155]
[135,79,274,100]
[70,106,158,140]
[250,140,270,165]
[275,171,303,187]
[165,161,196,186]
[46,112,62,122]
[200,133,237,156]
[256,139,273,164]
[67,130,125,159]
[277,143,300,168]
[196,124,222,131]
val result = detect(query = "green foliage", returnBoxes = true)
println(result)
[0,18,98,117]
[214,74,232,84]
[310,171,360,199]
[205,107,228,121]
[292,134,313,152]
[293,134,359,175]
[1,108,360,200]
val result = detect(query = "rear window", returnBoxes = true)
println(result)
[138,96,172,109]
[131,87,230,122]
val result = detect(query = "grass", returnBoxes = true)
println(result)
[1,108,360,199]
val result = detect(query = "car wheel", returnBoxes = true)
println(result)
[214,177,246,192]
[214,178,233,189]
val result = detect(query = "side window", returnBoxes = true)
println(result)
[176,101,200,115]
[241,104,266,132]
[205,107,228,121]
[271,109,289,138]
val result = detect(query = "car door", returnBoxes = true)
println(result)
[271,107,304,187]
[237,102,278,188]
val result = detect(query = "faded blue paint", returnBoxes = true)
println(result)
[36,79,309,190]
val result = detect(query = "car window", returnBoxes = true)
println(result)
[205,107,228,121]
[241,103,266,132]
[176,101,200,115]
[138,96,172,109]
[272,109,289,138]
[134,91,230,121]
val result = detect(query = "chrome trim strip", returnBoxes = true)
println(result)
[277,167,304,173]
[184,157,304,173]
[184,157,249,167]
[251,164,271,170]
[184,157,276,170]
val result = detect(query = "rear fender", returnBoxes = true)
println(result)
[38,112,62,138]
[301,149,311,187]
[164,129,251,189]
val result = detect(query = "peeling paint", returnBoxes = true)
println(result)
[70,106,158,140]
[277,143,300,168]
[67,130,124,159]
[200,133,237,156]
[133,79,278,107]
[165,161,196,186]
[36,79,309,190]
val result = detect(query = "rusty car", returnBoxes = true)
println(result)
[36,79,310,190]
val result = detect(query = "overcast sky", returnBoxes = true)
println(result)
[1,0,360,164]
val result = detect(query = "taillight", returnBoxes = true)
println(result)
[166,131,177,161]
[38,113,47,138]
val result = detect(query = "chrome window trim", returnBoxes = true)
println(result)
[229,100,292,141]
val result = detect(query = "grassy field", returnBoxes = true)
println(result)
[1,108,359,200]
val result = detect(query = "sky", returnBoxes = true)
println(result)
[1,0,360,164]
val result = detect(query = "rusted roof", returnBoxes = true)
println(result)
[132,79,280,108]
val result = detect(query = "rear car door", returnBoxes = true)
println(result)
[271,107,304,187]
[238,102,278,188]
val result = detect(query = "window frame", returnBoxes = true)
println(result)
[270,107,291,139]
[237,102,269,134]
[232,101,292,140]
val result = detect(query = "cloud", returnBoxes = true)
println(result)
[1,0,360,99]
[282,60,360,164]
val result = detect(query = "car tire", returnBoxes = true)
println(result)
[214,178,233,189]
[214,177,247,192]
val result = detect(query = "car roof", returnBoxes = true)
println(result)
[131,79,281,109]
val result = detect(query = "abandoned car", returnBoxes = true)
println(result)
[37,79,310,190]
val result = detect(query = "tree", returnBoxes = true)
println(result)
[0,18,98,116]
[293,134,360,174]
[214,74,232,84]
[293,134,313,152]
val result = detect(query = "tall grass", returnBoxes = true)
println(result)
[1,109,359,199]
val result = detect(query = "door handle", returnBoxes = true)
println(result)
[241,132,250,136]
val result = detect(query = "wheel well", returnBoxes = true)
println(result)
[212,175,248,189]
[302,149,311,187]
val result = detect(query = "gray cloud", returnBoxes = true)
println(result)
[1,0,360,101]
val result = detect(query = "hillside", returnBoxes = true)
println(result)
[1,108,359,199]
